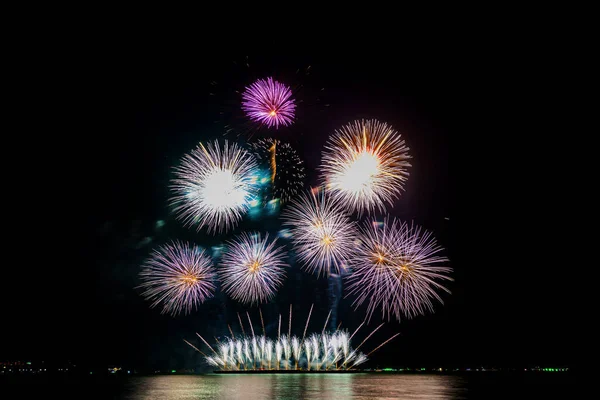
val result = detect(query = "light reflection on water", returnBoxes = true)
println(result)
[124,374,468,400]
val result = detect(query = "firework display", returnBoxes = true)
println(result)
[250,138,306,204]
[242,77,295,128]
[169,140,259,234]
[138,241,216,316]
[203,331,366,371]
[345,217,452,322]
[219,232,288,304]
[137,61,452,362]
[186,308,399,371]
[282,190,357,277]
[320,119,411,215]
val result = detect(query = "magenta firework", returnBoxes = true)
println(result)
[138,241,216,316]
[282,189,357,277]
[242,77,295,128]
[320,119,411,215]
[219,232,288,304]
[345,217,452,322]
[169,140,259,234]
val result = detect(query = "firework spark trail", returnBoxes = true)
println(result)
[260,308,266,336]
[196,333,217,356]
[246,312,255,339]
[320,119,411,215]
[348,354,368,369]
[353,323,384,353]
[270,140,277,183]
[345,217,452,322]
[242,77,296,128]
[282,190,357,277]
[288,304,292,338]
[302,304,314,343]
[349,321,365,341]
[219,232,288,304]
[278,314,282,340]
[322,310,331,334]
[366,333,401,357]
[237,313,246,336]
[184,340,208,357]
[170,140,259,234]
[228,324,234,337]
[138,241,216,316]
[250,138,305,204]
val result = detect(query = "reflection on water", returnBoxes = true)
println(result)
[124,374,467,400]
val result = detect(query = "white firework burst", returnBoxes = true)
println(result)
[170,140,259,234]
[138,241,216,316]
[219,232,288,304]
[345,217,452,322]
[282,190,357,277]
[320,119,411,215]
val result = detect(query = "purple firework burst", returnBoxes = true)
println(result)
[345,217,452,322]
[242,77,295,128]
[219,232,288,304]
[138,241,216,316]
[282,190,357,278]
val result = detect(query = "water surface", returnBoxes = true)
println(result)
[1,373,574,399]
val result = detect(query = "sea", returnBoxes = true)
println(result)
[0,372,575,399]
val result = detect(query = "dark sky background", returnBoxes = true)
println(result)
[3,54,572,372]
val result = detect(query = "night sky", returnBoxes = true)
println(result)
[3,54,571,372]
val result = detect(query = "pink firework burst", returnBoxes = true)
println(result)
[242,77,295,128]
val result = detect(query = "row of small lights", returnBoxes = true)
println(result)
[372,367,570,372]
[2,366,569,373]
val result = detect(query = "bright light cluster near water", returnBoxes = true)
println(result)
[169,140,259,234]
[219,233,288,304]
[282,190,357,277]
[320,119,411,215]
[138,241,216,316]
[345,217,452,322]
[203,331,367,371]
[186,307,400,372]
